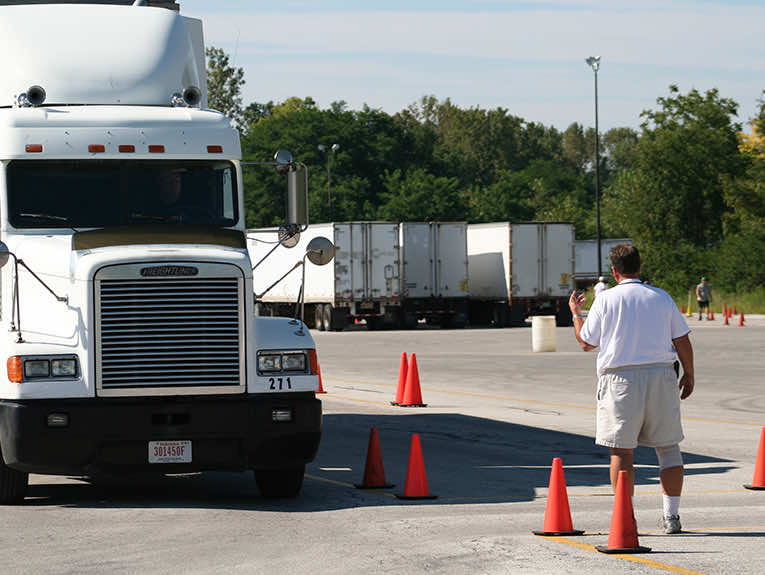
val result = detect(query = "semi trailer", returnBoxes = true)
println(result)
[467,222,575,326]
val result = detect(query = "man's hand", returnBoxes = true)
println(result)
[679,373,694,399]
[569,290,586,315]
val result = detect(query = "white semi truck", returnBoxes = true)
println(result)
[0,0,329,503]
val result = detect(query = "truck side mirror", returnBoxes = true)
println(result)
[285,165,308,229]
[0,241,10,268]
[306,237,335,266]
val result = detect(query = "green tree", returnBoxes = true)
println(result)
[205,46,245,128]
[604,86,745,291]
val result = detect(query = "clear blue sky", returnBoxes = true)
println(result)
[180,0,764,132]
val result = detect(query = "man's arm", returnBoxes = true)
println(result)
[673,333,695,399]
[569,291,597,352]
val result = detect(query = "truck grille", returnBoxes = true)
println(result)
[95,264,245,394]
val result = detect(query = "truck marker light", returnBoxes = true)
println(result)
[148,145,165,153]
[7,357,23,383]
[118,145,135,153]
[46,413,69,428]
[25,144,43,153]
[308,349,318,375]
[207,145,223,153]
[88,144,105,153]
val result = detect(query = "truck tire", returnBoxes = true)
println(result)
[401,311,418,330]
[492,303,507,328]
[254,465,305,498]
[555,306,573,327]
[314,304,325,331]
[0,448,28,505]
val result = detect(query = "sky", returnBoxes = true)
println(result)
[179,0,764,132]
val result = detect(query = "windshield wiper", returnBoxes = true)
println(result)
[19,212,69,222]
[130,213,180,223]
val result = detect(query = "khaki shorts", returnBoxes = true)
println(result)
[596,363,684,449]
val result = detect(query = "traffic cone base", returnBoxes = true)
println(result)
[355,427,394,489]
[395,493,438,500]
[743,484,765,491]
[532,458,584,536]
[595,544,651,554]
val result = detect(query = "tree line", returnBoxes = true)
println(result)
[206,47,765,298]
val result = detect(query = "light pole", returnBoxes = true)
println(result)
[585,56,602,278]
[317,143,339,221]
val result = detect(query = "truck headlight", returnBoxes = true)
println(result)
[51,359,77,377]
[258,353,282,372]
[282,353,306,372]
[24,360,50,378]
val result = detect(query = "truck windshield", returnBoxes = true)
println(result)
[6,160,238,229]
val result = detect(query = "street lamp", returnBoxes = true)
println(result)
[585,56,602,278]
[317,143,340,221]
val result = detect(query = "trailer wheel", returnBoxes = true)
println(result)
[492,304,507,328]
[314,304,325,331]
[254,465,305,498]
[401,311,418,330]
[0,448,28,505]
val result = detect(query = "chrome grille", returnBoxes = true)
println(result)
[96,264,245,393]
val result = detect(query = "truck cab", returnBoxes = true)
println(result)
[0,1,323,502]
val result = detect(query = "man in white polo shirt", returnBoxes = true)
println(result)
[569,244,695,534]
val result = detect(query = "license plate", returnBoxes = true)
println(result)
[148,440,192,464]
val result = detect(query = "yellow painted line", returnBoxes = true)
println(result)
[326,377,762,427]
[305,473,396,498]
[542,536,708,575]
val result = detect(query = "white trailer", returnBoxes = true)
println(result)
[248,222,401,331]
[399,222,469,328]
[467,222,575,326]
[574,238,632,284]
[0,1,327,503]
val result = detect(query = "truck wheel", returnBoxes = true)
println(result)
[492,304,507,328]
[314,304,325,331]
[452,312,468,329]
[0,449,28,505]
[555,306,573,327]
[254,465,305,498]
[402,311,418,330]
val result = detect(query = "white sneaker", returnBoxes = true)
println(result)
[660,515,682,534]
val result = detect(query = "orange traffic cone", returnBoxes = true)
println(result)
[595,470,651,554]
[681,304,685,314]
[395,434,437,499]
[316,364,327,394]
[355,427,394,489]
[709,309,714,320]
[723,303,728,317]
[724,312,729,326]
[532,458,584,536]
[739,313,745,327]
[391,352,408,406]
[734,305,738,315]
[744,428,765,490]
[400,353,426,407]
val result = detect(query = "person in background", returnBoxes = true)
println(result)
[594,276,608,299]
[696,277,711,321]
[569,244,695,534]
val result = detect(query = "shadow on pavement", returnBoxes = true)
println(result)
[23,412,734,510]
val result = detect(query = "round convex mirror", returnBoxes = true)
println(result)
[0,242,10,268]
[306,237,335,266]
[273,149,293,165]
[278,225,300,249]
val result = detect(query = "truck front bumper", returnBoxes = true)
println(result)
[0,393,321,475]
